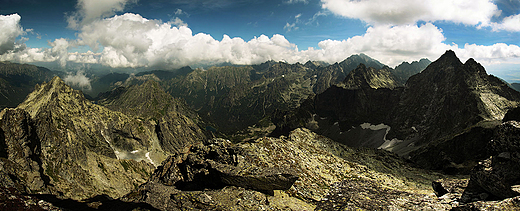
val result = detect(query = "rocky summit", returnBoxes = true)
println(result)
[1,51,520,210]
[274,50,520,157]
[0,76,206,201]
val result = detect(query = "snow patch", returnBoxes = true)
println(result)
[360,123,389,130]
[358,123,403,150]
[146,152,155,166]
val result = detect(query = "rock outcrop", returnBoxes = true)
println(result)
[98,80,207,154]
[274,50,520,159]
[150,138,298,192]
[0,76,207,200]
[124,128,448,210]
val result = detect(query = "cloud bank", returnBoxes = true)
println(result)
[0,0,519,71]
[320,0,500,26]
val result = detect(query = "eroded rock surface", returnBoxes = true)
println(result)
[150,138,298,192]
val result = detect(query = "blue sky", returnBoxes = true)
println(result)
[0,0,519,81]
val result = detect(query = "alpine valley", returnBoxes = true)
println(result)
[1,51,520,210]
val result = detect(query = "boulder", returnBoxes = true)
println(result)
[462,153,520,202]
[151,138,298,193]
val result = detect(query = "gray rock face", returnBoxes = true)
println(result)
[274,50,520,158]
[0,108,48,194]
[462,153,520,202]
[150,138,298,193]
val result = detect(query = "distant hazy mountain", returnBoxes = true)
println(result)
[511,83,520,92]
[156,54,386,133]
[392,58,431,84]
[0,61,58,109]
[312,54,385,93]
[340,64,401,90]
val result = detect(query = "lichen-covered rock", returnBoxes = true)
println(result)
[150,138,298,193]
[462,153,520,202]
[0,108,48,194]
[97,80,207,154]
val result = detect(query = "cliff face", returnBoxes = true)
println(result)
[273,50,520,158]
[97,80,207,154]
[0,76,213,200]
[387,51,520,154]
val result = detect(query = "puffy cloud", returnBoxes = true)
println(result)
[0,37,100,68]
[302,23,453,66]
[1,12,518,73]
[490,14,520,32]
[67,0,137,28]
[320,0,499,26]
[64,70,92,91]
[76,13,303,68]
[0,14,25,54]
[169,17,187,27]
[455,43,520,64]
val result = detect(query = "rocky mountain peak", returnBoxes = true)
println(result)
[339,53,384,70]
[436,50,463,66]
[17,76,88,118]
[341,63,400,90]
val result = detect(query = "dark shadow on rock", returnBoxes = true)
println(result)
[32,194,159,211]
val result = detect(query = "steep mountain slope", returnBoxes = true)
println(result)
[0,76,210,200]
[340,64,401,89]
[271,63,403,144]
[392,58,431,84]
[12,77,165,199]
[160,54,385,133]
[273,50,520,158]
[410,106,520,174]
[98,80,207,153]
[0,61,57,109]
[387,50,520,154]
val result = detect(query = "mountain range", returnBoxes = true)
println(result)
[1,51,520,210]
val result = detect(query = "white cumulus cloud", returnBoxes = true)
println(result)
[64,70,92,91]
[0,14,26,54]
[75,13,303,68]
[67,0,137,28]
[0,12,519,74]
[302,23,453,66]
[320,0,499,26]
[490,14,520,32]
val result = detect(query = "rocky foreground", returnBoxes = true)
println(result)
[1,118,520,210]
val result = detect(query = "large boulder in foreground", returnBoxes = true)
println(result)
[461,153,520,202]
[150,138,298,193]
